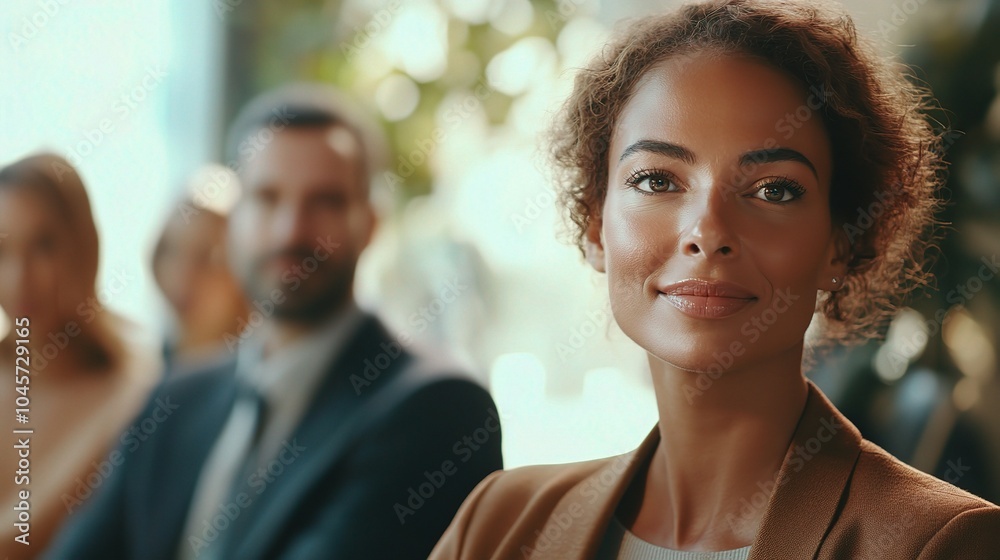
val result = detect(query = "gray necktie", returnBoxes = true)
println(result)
[177,381,268,560]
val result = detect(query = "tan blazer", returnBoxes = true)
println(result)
[431,382,1000,559]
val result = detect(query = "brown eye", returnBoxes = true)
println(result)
[763,185,785,202]
[750,178,805,203]
[648,176,672,192]
[626,169,680,195]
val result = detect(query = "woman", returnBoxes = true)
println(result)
[0,153,156,556]
[431,1,1000,558]
[152,196,247,376]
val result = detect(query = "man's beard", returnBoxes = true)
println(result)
[243,253,356,326]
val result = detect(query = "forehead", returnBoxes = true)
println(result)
[239,126,364,190]
[611,52,832,182]
[161,211,224,245]
[0,187,62,231]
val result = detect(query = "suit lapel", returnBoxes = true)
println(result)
[228,315,410,557]
[150,367,239,560]
[747,381,862,559]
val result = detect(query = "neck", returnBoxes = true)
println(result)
[628,342,809,550]
[177,308,247,356]
[2,320,113,378]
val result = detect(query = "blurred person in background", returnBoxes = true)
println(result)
[152,195,247,377]
[0,153,157,558]
[432,1,1000,558]
[46,83,503,560]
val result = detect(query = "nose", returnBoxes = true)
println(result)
[270,201,312,249]
[679,190,739,259]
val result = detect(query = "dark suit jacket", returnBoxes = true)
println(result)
[45,314,503,559]
[431,381,1000,559]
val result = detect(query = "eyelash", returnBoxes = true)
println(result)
[752,176,806,203]
[624,168,806,204]
[624,167,679,195]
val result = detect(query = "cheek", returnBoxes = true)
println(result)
[33,254,66,296]
[748,215,830,287]
[602,202,678,310]
[227,209,261,262]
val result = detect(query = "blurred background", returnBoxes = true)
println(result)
[1,0,998,500]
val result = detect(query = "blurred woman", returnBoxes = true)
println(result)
[432,1,1000,558]
[152,197,247,376]
[0,153,156,556]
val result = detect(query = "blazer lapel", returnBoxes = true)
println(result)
[228,315,411,557]
[522,430,660,560]
[747,381,862,559]
[525,381,861,560]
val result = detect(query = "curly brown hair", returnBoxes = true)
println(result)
[549,0,945,349]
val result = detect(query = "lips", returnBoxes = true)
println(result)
[658,279,757,319]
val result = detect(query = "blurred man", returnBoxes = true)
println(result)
[46,84,503,560]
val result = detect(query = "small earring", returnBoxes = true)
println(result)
[832,277,839,285]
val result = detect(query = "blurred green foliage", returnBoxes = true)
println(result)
[222,0,574,201]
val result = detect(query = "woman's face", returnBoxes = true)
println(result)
[589,52,847,372]
[154,212,243,330]
[0,187,72,333]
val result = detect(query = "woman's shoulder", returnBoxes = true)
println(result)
[474,455,619,512]
[835,437,1000,556]
[432,453,634,558]
[854,438,997,512]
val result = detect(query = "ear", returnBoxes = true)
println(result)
[819,225,851,291]
[584,216,606,273]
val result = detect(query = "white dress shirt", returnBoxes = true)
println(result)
[177,301,365,560]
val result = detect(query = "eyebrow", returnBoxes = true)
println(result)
[618,139,695,165]
[618,140,818,178]
[739,148,817,178]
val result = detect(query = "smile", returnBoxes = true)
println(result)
[658,279,758,319]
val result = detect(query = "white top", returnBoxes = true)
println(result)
[597,516,752,560]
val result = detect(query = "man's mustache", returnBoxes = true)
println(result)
[254,248,322,269]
